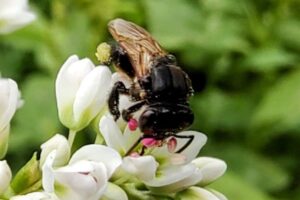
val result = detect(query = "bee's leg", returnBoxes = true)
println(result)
[173,134,195,153]
[108,81,129,121]
[122,101,146,122]
[124,134,158,156]
[110,44,135,79]
[124,136,144,156]
[140,145,147,155]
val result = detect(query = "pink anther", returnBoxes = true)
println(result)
[141,138,159,148]
[129,152,140,158]
[167,137,177,153]
[128,118,138,131]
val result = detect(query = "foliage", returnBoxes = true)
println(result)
[0,0,300,199]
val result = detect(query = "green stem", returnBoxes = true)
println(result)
[68,129,77,149]
[94,133,104,144]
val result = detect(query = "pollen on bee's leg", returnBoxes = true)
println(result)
[141,138,158,148]
[167,137,177,153]
[128,118,138,131]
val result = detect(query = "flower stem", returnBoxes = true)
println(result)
[68,129,77,148]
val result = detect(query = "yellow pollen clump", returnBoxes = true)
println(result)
[95,42,111,64]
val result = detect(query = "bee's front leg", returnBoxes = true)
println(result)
[108,81,129,121]
[122,101,146,121]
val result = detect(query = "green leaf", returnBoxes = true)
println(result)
[277,19,300,51]
[251,69,300,144]
[211,171,275,200]
[10,153,42,194]
[208,145,290,192]
[143,0,203,49]
[191,89,255,134]
[242,46,297,72]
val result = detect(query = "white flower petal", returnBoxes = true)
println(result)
[162,167,203,193]
[10,192,59,200]
[0,11,35,34]
[122,155,158,181]
[0,0,28,14]
[0,160,12,195]
[42,150,56,193]
[111,72,132,88]
[0,0,36,34]
[0,125,9,159]
[99,115,127,153]
[69,144,122,178]
[56,56,93,109]
[145,163,196,188]
[123,124,143,153]
[102,182,128,200]
[192,157,227,186]
[175,131,207,163]
[54,160,108,200]
[0,78,19,131]
[151,131,207,165]
[73,66,111,123]
[176,187,220,200]
[208,189,228,200]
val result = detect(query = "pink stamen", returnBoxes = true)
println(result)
[128,118,138,131]
[129,152,140,157]
[167,137,177,153]
[142,138,159,148]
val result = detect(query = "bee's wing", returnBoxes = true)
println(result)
[108,18,167,77]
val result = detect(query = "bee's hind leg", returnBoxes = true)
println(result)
[108,81,129,121]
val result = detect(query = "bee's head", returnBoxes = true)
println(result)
[138,103,194,135]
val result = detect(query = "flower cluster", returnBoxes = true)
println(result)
[0,53,227,200]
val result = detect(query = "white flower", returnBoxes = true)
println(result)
[0,160,12,195]
[0,78,20,132]
[39,134,70,168]
[55,55,112,131]
[42,144,122,200]
[99,115,227,195]
[10,192,58,200]
[0,78,21,158]
[0,0,36,34]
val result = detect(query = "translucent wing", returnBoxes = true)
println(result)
[108,18,167,77]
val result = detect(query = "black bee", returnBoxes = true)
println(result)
[103,18,194,155]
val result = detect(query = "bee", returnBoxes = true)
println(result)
[101,18,194,155]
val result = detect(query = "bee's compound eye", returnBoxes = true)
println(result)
[139,109,157,134]
[166,54,177,64]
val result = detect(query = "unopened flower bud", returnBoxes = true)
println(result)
[55,55,112,131]
[40,134,70,168]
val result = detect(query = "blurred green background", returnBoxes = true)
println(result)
[1,0,300,199]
